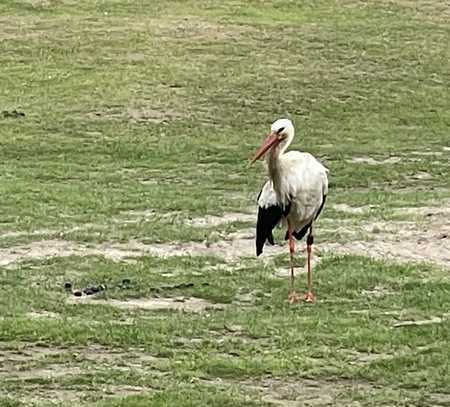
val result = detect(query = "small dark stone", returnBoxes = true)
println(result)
[82,285,105,295]
[12,109,25,117]
[64,282,72,291]
[122,278,131,285]
[1,109,25,118]
[73,291,82,297]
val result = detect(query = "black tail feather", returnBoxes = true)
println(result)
[283,195,327,242]
[315,194,327,221]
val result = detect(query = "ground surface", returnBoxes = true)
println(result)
[0,1,449,406]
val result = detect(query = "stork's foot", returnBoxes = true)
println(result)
[304,291,316,303]
[288,290,301,304]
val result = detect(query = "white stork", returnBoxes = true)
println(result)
[250,118,328,304]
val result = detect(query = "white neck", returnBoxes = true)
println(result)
[266,136,293,202]
[266,132,293,169]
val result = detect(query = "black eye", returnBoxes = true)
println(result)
[277,127,285,134]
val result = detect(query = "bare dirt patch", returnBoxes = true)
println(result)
[0,239,140,268]
[381,1,450,24]
[127,107,185,123]
[8,365,84,381]
[115,209,254,228]
[410,151,443,156]
[0,342,167,378]
[430,392,450,406]
[1,343,155,364]
[0,345,63,368]
[323,210,450,268]
[67,295,226,313]
[2,203,449,269]
[392,316,446,328]
[205,376,375,406]
[361,286,395,298]
[186,212,254,227]
[205,373,446,405]
[118,209,255,227]
[0,342,164,404]
[0,229,54,239]
[348,156,402,165]
[1,218,449,270]
[26,310,60,319]
[0,230,277,268]
[393,204,450,217]
[0,384,153,405]
[332,203,374,214]
[155,17,254,41]
[87,106,186,124]
[324,233,449,268]
[345,350,396,365]
[410,171,433,180]
[2,384,152,405]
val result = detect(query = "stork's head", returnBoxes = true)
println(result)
[250,118,295,164]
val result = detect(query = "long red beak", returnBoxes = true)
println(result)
[250,132,280,164]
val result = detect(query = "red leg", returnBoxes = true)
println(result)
[288,226,295,289]
[304,231,316,303]
[287,222,300,304]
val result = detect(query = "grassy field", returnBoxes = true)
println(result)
[1,0,449,406]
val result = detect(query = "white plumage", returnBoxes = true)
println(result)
[258,151,328,232]
[251,118,328,304]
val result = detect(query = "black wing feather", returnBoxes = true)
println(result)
[256,201,291,256]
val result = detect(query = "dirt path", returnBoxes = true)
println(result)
[0,204,449,269]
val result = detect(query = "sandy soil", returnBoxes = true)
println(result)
[1,202,449,269]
